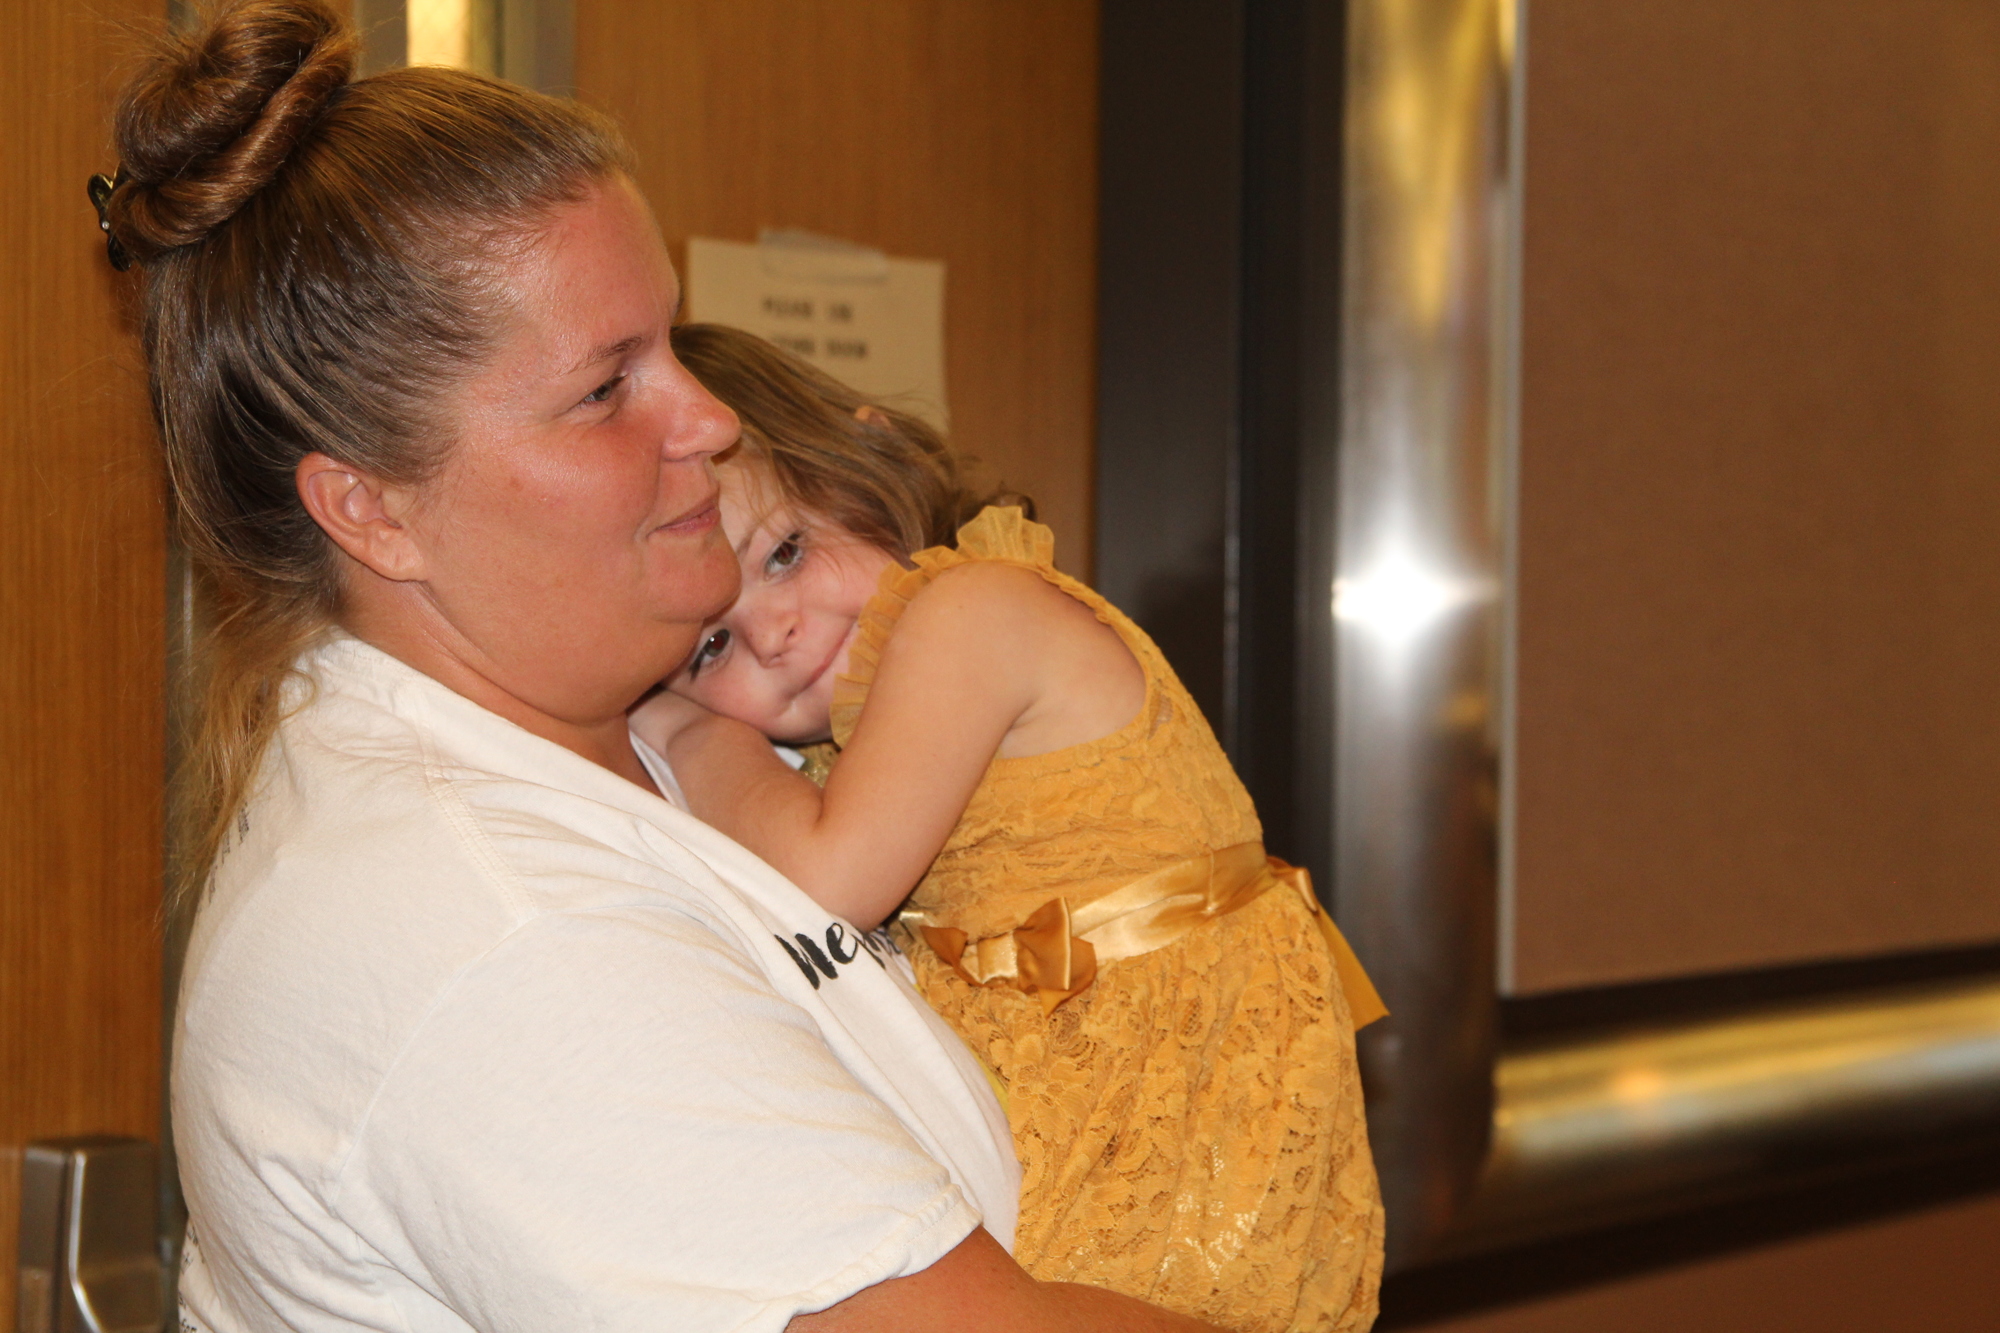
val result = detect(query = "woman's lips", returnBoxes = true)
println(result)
[657,492,721,535]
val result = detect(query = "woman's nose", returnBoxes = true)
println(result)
[663,379,741,463]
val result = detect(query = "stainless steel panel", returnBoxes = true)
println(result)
[1337,0,1519,1267]
[1448,973,2000,1256]
[16,1137,164,1333]
[1341,0,2000,1273]
[353,0,573,91]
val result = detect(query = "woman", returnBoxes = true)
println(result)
[106,3,1230,1330]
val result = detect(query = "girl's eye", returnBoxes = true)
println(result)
[687,627,731,678]
[766,533,806,576]
[582,374,625,406]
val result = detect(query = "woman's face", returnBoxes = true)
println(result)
[399,176,742,722]
[666,462,895,744]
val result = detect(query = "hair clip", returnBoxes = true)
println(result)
[87,167,132,271]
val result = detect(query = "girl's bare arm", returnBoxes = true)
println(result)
[661,562,1142,927]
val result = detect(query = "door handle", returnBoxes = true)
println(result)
[16,1137,165,1333]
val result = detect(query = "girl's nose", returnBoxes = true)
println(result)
[739,596,799,664]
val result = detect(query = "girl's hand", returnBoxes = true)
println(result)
[629,689,715,755]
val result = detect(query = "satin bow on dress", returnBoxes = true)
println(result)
[906,840,1388,1023]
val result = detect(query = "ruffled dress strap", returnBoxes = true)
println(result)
[830,506,1056,747]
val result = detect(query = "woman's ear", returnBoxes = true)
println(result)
[295,453,429,582]
[853,404,890,429]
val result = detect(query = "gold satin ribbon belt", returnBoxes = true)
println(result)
[908,842,1388,1025]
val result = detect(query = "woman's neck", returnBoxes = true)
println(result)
[339,588,661,797]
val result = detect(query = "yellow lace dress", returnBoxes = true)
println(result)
[828,507,1384,1332]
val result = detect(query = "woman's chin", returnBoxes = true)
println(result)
[676,540,746,623]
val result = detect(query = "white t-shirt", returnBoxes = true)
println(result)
[172,636,1018,1333]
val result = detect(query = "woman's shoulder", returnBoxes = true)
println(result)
[279,637,736,923]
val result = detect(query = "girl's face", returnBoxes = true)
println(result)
[667,462,895,743]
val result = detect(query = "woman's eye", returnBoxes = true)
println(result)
[688,627,731,678]
[766,534,806,576]
[582,375,625,406]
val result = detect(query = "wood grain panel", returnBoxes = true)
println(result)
[0,0,168,1317]
[574,0,1099,573]
[1512,2,2000,991]
[1408,1192,2000,1333]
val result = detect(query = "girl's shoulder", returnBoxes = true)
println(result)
[947,504,1056,567]
[908,556,1065,623]
[913,506,1106,624]
[860,505,1084,638]
[830,507,1126,747]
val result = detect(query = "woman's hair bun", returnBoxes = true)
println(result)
[110,0,355,262]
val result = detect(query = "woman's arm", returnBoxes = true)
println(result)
[663,562,1140,928]
[788,1228,1230,1333]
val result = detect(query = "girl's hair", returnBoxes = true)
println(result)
[107,0,633,904]
[670,322,1029,556]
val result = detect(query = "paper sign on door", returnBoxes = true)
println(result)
[685,231,949,429]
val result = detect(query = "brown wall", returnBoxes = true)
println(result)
[1412,1193,2000,1333]
[574,0,1100,573]
[1512,1,2000,992]
[0,0,168,1319]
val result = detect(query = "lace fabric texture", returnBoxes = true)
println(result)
[831,507,1384,1331]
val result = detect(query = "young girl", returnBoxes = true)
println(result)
[636,324,1386,1332]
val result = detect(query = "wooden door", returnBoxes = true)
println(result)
[575,0,1101,575]
[0,0,169,1320]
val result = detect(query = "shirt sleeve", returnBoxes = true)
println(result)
[331,902,983,1333]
